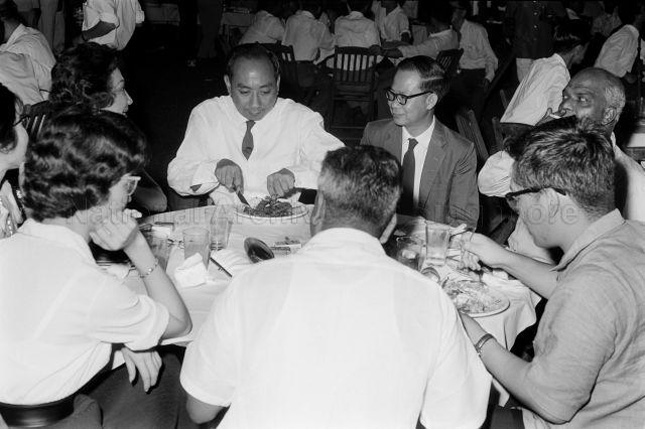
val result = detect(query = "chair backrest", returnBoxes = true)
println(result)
[499,87,513,110]
[261,43,302,98]
[23,100,52,141]
[491,116,503,154]
[332,47,378,90]
[436,48,463,79]
[455,108,489,165]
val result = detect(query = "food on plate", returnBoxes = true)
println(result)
[243,197,293,217]
[442,279,506,315]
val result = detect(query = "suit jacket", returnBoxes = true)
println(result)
[361,118,479,228]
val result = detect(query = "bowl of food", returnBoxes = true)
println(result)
[235,196,307,222]
[441,278,510,317]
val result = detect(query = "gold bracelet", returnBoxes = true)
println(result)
[139,258,159,279]
[474,333,495,357]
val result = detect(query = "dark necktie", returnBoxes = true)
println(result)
[242,120,255,159]
[400,138,418,214]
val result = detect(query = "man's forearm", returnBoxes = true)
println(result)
[498,251,557,299]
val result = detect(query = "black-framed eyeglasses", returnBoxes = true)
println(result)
[505,187,566,211]
[385,87,434,105]
[13,114,28,127]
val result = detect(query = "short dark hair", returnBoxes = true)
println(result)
[553,19,591,53]
[512,119,615,219]
[428,0,454,25]
[347,0,371,13]
[22,110,147,221]
[0,83,17,153]
[226,43,281,82]
[319,146,402,233]
[396,56,449,100]
[617,2,643,25]
[50,43,119,112]
[0,0,21,24]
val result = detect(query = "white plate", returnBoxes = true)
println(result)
[235,200,307,221]
[442,279,510,317]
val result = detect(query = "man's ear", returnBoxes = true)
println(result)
[309,192,325,237]
[425,93,438,111]
[224,75,232,95]
[379,213,398,244]
[602,106,618,126]
[276,76,281,93]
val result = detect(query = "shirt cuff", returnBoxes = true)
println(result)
[192,160,221,194]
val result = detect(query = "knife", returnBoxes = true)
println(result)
[237,191,250,206]
[209,256,233,278]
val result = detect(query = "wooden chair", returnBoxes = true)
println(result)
[455,107,489,166]
[261,43,309,103]
[327,47,378,145]
[499,87,514,110]
[23,100,52,141]
[436,48,463,79]
[491,116,504,154]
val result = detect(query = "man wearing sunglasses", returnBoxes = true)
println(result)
[361,55,479,228]
[459,119,645,428]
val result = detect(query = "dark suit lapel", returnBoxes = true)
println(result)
[419,121,447,210]
[384,121,403,162]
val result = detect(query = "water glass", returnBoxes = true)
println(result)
[210,208,232,251]
[182,227,210,267]
[425,222,451,266]
[396,236,422,270]
[142,229,171,270]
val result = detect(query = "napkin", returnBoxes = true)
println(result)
[211,249,252,277]
[174,254,213,288]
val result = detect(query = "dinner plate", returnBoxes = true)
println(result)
[235,201,307,221]
[441,278,510,317]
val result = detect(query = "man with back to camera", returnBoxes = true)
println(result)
[180,145,491,428]
[168,43,343,204]
[361,55,479,228]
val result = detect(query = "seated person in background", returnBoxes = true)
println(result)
[449,0,498,119]
[0,51,43,106]
[460,119,645,428]
[591,0,621,37]
[0,84,27,238]
[50,42,168,214]
[239,0,285,45]
[594,2,645,80]
[77,0,144,51]
[376,0,410,47]
[0,0,56,97]
[168,43,343,205]
[362,56,479,228]
[282,0,335,64]
[501,20,590,126]
[181,145,491,428]
[0,111,191,428]
[334,0,380,52]
[379,1,457,60]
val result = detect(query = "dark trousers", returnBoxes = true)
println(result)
[485,405,525,429]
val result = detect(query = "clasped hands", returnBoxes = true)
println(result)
[215,159,295,198]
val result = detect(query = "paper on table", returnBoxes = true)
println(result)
[175,253,213,289]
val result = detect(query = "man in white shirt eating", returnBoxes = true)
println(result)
[168,43,343,204]
[180,145,491,428]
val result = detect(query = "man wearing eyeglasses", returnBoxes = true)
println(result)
[361,55,479,228]
[459,119,645,428]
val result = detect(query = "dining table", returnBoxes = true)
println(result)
[116,205,539,403]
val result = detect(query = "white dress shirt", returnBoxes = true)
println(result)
[501,53,569,125]
[167,96,343,204]
[334,11,380,50]
[0,24,55,94]
[0,51,43,105]
[402,119,434,206]
[82,0,145,51]
[239,10,284,45]
[594,24,645,78]
[0,220,169,404]
[458,20,498,82]
[377,5,410,42]
[398,28,458,59]
[181,228,491,428]
[282,10,334,63]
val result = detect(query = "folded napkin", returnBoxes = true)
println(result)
[210,249,252,277]
[174,254,213,289]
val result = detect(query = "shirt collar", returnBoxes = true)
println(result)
[402,117,435,147]
[552,209,625,271]
[552,53,567,68]
[386,5,402,17]
[347,11,364,19]
[3,23,27,48]
[17,219,95,263]
[298,10,315,20]
[305,227,385,257]
[226,95,279,126]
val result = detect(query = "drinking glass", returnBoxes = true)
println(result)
[182,227,210,267]
[396,236,422,270]
[142,229,171,270]
[425,222,451,266]
[210,208,232,251]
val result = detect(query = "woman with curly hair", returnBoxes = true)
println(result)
[49,42,168,214]
[0,110,191,428]
[0,83,27,239]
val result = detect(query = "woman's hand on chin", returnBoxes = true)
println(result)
[89,209,142,251]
